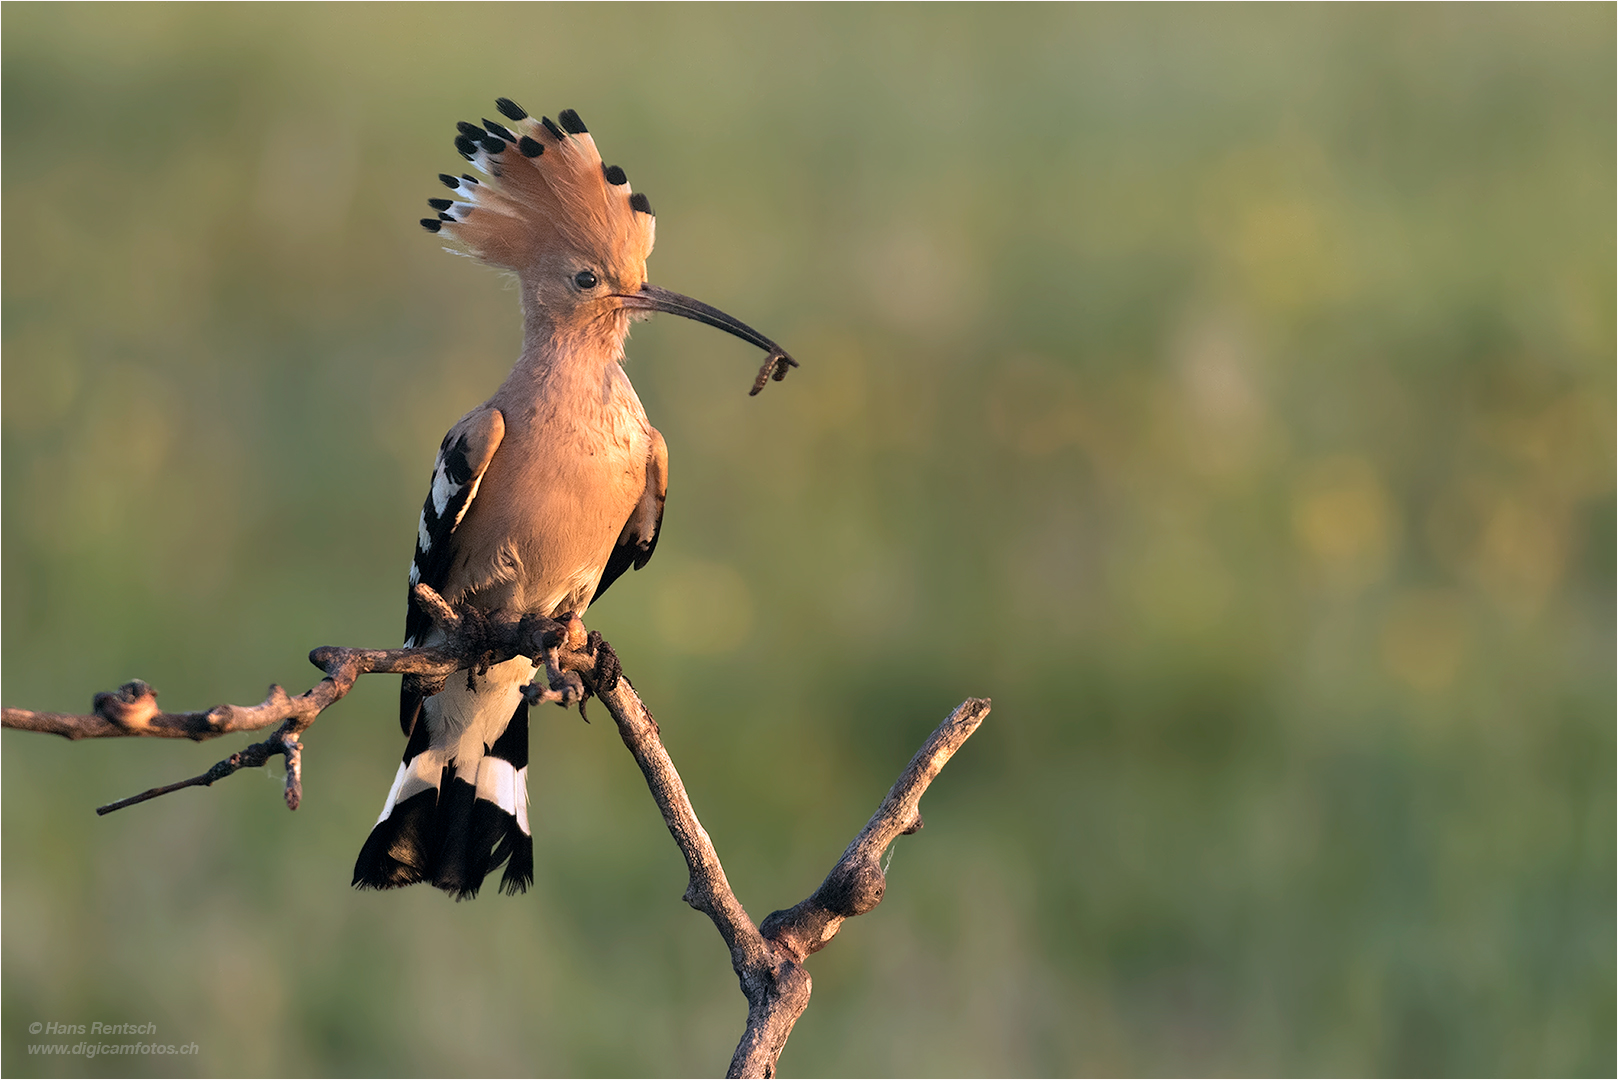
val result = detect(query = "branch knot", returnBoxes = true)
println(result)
[93,680,159,731]
[817,860,886,917]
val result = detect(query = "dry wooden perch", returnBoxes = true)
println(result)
[1,584,989,1077]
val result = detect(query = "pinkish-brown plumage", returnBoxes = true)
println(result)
[355,99,792,900]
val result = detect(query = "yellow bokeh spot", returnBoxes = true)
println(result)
[1291,456,1398,591]
[1380,590,1468,692]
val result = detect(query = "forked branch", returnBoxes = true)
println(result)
[1,590,989,1077]
[587,679,990,1078]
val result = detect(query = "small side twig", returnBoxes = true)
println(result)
[96,730,304,815]
[1,584,572,814]
[4,592,988,1078]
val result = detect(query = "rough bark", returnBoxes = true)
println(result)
[1,585,989,1076]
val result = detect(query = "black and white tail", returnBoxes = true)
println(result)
[352,658,536,900]
[355,376,518,898]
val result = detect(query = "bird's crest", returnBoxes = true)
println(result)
[421,99,655,282]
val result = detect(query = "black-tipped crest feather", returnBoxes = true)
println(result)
[421,98,657,278]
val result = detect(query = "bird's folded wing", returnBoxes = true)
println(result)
[592,426,667,606]
[401,405,505,733]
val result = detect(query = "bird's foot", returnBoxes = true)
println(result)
[567,630,624,724]
[522,612,589,710]
[587,631,622,695]
[523,666,585,710]
[444,603,498,691]
[519,616,627,724]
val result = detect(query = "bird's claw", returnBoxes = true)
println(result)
[523,666,585,708]
[523,636,586,708]
[587,631,622,695]
[520,623,620,723]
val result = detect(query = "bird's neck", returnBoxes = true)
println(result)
[502,306,635,410]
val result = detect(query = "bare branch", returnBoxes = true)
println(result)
[95,728,304,815]
[759,699,990,961]
[570,655,990,1079]
[1,585,577,813]
[3,591,989,1077]
[1,647,456,743]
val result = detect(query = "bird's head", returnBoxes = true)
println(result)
[425,99,795,390]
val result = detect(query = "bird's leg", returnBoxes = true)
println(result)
[522,613,587,709]
[409,586,508,695]
[585,630,622,695]
[517,616,627,725]
[459,605,499,691]
[567,630,624,725]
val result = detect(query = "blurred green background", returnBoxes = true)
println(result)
[3,4,1612,1076]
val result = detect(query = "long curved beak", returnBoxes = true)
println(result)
[618,282,798,395]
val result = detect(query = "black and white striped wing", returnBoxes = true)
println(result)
[356,404,531,898]
[401,405,505,733]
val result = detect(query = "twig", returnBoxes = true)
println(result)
[1,585,575,812]
[96,729,303,814]
[2,590,989,1077]
[574,655,990,1079]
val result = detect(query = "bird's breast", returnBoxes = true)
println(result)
[455,363,652,615]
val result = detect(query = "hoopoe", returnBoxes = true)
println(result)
[352,99,794,900]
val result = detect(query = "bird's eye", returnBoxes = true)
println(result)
[573,269,598,290]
